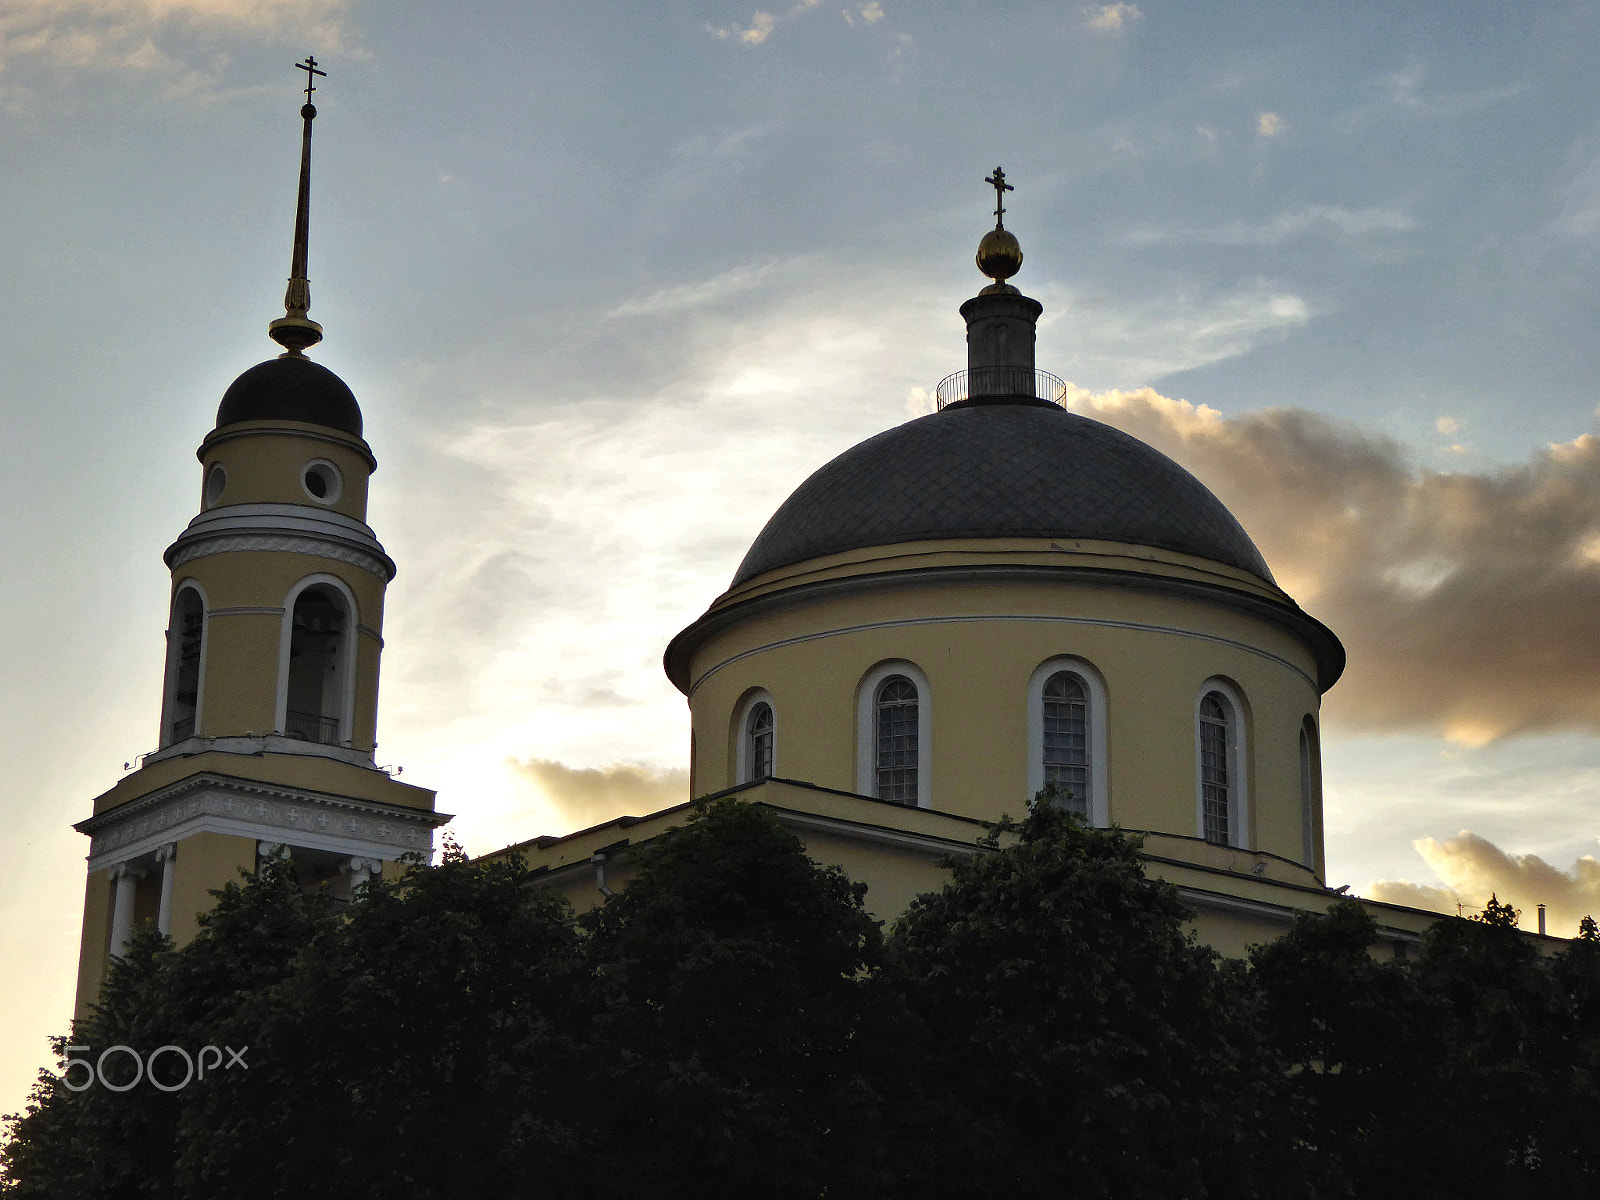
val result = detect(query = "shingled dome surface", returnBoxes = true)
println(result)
[733,403,1273,586]
[216,356,363,436]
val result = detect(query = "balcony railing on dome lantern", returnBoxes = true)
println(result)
[935,367,1068,410]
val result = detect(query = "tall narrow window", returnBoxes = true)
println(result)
[875,676,919,804]
[285,586,347,745]
[1300,717,1320,868]
[747,702,774,781]
[1042,672,1090,816]
[166,589,205,744]
[1199,693,1231,845]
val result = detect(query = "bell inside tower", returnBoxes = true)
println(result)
[285,585,348,745]
[165,588,205,745]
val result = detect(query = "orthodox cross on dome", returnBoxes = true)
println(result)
[984,166,1013,229]
[269,57,328,355]
[296,55,325,105]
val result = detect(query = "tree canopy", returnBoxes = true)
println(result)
[7,798,1600,1198]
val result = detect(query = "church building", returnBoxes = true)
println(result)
[73,89,1441,1014]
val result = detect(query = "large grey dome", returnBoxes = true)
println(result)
[733,403,1273,585]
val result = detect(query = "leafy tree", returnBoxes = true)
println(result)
[882,802,1331,1200]
[11,799,1600,1199]
[573,797,891,1199]
[2,856,329,1198]
[1249,900,1436,1195]
[2,801,887,1198]
[1252,895,1600,1199]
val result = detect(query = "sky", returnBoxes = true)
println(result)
[6,0,1600,1116]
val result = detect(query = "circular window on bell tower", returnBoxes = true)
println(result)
[302,460,343,504]
[204,464,227,507]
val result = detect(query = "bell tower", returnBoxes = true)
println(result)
[72,61,447,1017]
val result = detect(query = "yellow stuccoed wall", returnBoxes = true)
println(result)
[683,540,1329,879]
[171,550,387,751]
[197,422,373,522]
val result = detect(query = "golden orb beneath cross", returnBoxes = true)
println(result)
[977,227,1023,285]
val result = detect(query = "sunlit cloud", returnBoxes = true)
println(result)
[709,0,854,44]
[510,758,689,832]
[1066,388,1600,744]
[0,0,357,91]
[1117,205,1414,248]
[1369,830,1600,936]
[1086,3,1141,32]
[1257,111,1285,137]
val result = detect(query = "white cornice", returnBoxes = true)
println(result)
[165,504,395,581]
[76,772,451,872]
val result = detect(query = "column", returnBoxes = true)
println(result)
[341,856,381,897]
[155,844,178,936]
[108,863,142,958]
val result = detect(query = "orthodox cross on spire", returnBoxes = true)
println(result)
[269,57,327,355]
[984,166,1013,229]
[296,54,325,104]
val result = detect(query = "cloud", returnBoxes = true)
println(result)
[1086,3,1141,32]
[709,0,850,44]
[1550,149,1600,242]
[1118,205,1414,248]
[1383,59,1524,120]
[1047,281,1309,381]
[1064,387,1600,744]
[1256,111,1285,138]
[511,758,689,830]
[0,0,356,92]
[709,10,776,44]
[1435,415,1460,436]
[1368,830,1600,936]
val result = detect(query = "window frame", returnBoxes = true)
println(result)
[1299,714,1322,870]
[1194,679,1249,848]
[275,574,360,747]
[855,660,933,808]
[1026,656,1109,825]
[732,688,777,785]
[159,581,209,748]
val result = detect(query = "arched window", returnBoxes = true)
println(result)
[732,689,776,785]
[1199,694,1231,844]
[856,661,932,807]
[162,586,206,746]
[1042,672,1090,817]
[1027,658,1108,823]
[875,676,919,804]
[284,584,351,745]
[747,702,774,780]
[1196,682,1248,848]
[1299,716,1321,868]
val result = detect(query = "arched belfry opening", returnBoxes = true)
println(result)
[163,587,205,745]
[284,584,350,745]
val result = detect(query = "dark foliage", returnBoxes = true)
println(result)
[1251,895,1600,1198]
[7,798,1600,1199]
[882,802,1331,1200]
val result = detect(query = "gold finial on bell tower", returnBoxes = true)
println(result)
[268,56,327,356]
[976,166,1024,294]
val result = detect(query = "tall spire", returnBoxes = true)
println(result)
[268,56,327,356]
